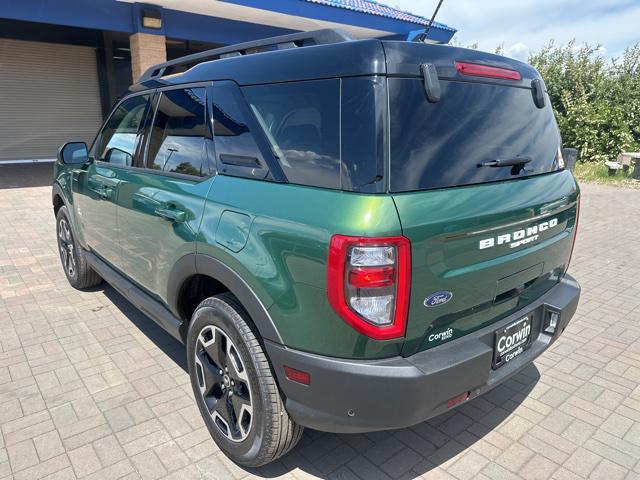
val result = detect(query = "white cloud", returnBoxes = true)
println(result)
[391,0,640,59]
[506,43,530,63]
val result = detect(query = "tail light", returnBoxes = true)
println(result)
[327,235,411,340]
[455,62,521,81]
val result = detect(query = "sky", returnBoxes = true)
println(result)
[391,0,640,62]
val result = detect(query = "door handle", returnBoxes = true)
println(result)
[96,186,114,200]
[155,206,186,223]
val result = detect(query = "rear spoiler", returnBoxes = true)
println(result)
[382,41,542,89]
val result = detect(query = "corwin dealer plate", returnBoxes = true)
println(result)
[493,315,533,369]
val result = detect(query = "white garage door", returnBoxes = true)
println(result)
[0,38,104,162]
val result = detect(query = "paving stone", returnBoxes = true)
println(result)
[92,434,126,467]
[590,458,628,480]
[63,423,113,451]
[315,444,358,476]
[131,450,167,480]
[518,433,569,465]
[481,463,522,480]
[378,446,422,479]
[624,421,640,446]
[0,399,23,423]
[7,439,39,472]
[153,440,190,473]
[33,430,64,461]
[561,418,597,446]
[563,447,602,477]
[602,412,634,437]
[495,442,535,473]
[498,415,534,441]
[550,466,584,480]
[446,449,489,480]
[519,454,559,480]
[68,444,102,478]
[82,459,136,480]
[104,406,135,433]
[12,453,71,480]
[345,455,392,480]
[539,409,574,435]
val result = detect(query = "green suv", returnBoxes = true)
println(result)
[52,30,580,466]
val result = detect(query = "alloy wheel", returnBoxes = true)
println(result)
[194,325,253,442]
[58,218,76,278]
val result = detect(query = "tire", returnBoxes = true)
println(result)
[56,206,102,290]
[186,293,303,467]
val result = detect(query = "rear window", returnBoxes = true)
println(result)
[389,79,561,192]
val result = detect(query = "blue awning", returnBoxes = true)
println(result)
[0,0,457,46]
[303,0,455,32]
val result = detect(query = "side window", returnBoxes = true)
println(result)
[211,81,270,179]
[242,79,341,189]
[146,88,208,177]
[96,94,150,166]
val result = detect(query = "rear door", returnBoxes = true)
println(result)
[387,73,579,356]
[116,86,213,300]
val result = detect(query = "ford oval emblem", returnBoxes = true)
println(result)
[424,291,453,308]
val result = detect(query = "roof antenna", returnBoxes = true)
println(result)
[413,0,445,43]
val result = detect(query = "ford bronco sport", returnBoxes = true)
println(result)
[52,29,580,466]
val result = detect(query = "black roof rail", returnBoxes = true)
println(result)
[139,28,353,82]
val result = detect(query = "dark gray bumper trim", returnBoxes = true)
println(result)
[266,274,580,433]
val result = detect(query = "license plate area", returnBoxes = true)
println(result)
[493,314,533,369]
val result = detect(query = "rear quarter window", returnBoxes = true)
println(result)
[242,79,341,189]
[389,79,561,192]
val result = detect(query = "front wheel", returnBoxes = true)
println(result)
[186,293,303,467]
[55,206,102,290]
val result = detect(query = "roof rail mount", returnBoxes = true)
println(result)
[139,28,353,82]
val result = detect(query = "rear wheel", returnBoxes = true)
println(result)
[186,293,303,467]
[56,206,102,289]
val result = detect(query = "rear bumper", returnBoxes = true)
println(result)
[265,273,580,433]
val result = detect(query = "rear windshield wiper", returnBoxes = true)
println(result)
[478,157,532,168]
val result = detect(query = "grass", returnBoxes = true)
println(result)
[572,162,640,187]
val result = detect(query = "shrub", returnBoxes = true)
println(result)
[528,42,640,162]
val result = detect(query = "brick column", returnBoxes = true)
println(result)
[129,32,166,82]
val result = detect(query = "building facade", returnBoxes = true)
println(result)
[0,0,455,163]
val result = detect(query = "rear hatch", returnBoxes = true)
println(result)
[382,42,580,356]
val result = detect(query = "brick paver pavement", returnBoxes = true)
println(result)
[1,180,639,480]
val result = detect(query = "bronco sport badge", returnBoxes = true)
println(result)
[479,218,559,250]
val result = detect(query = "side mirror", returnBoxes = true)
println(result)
[562,147,578,171]
[58,142,88,165]
[104,147,133,166]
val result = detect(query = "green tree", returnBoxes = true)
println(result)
[528,41,640,162]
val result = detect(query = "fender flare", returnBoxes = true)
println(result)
[52,182,82,241]
[52,183,66,209]
[52,181,88,249]
[167,253,283,344]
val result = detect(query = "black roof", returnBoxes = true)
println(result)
[130,30,540,93]
[131,39,386,92]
